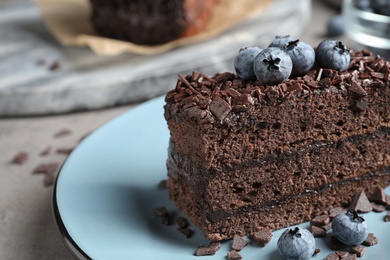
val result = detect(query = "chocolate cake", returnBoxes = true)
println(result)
[164,50,390,241]
[90,0,217,45]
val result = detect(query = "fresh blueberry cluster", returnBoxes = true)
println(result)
[234,36,350,86]
[277,227,316,260]
[331,210,369,246]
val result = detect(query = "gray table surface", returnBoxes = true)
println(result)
[0,0,351,259]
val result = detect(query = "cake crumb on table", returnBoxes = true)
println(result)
[249,227,273,247]
[194,242,221,256]
[227,250,242,260]
[231,234,248,251]
[11,151,28,165]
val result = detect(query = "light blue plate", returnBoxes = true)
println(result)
[53,96,390,260]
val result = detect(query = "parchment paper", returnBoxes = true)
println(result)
[35,0,272,56]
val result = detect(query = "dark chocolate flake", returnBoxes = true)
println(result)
[368,187,387,204]
[232,94,254,112]
[370,202,385,212]
[351,245,365,257]
[323,253,340,260]
[249,227,273,246]
[348,80,367,96]
[349,190,373,213]
[194,242,221,256]
[310,214,330,226]
[176,216,189,228]
[310,225,327,237]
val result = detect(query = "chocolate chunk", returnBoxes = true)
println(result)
[313,248,320,256]
[49,61,60,71]
[209,97,231,121]
[43,173,55,187]
[310,225,327,237]
[336,250,349,258]
[320,222,332,231]
[232,94,254,112]
[343,254,357,260]
[323,253,340,260]
[176,216,189,228]
[355,99,368,111]
[194,242,221,256]
[368,187,387,204]
[40,146,51,156]
[56,147,74,155]
[348,80,367,96]
[249,227,273,247]
[227,250,242,260]
[177,228,193,238]
[54,129,72,138]
[12,152,28,165]
[231,234,248,251]
[329,207,346,219]
[349,191,373,213]
[370,202,385,212]
[351,245,365,257]
[158,179,168,189]
[363,233,378,246]
[310,214,330,226]
[32,162,59,175]
[384,211,390,222]
[153,207,168,218]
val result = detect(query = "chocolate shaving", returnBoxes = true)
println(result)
[348,80,368,96]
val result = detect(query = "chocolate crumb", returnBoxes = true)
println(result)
[209,97,231,121]
[56,147,74,155]
[324,253,340,260]
[54,129,72,138]
[249,227,273,247]
[194,242,221,256]
[310,214,330,226]
[227,250,242,260]
[370,202,385,212]
[349,191,373,213]
[351,245,365,257]
[231,234,248,251]
[177,228,193,238]
[158,179,168,189]
[310,225,327,237]
[12,152,28,165]
[385,211,390,222]
[363,233,378,246]
[176,216,189,228]
[40,146,51,156]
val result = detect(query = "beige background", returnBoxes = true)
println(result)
[0,0,349,259]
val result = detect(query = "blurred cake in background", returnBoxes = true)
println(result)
[89,0,272,45]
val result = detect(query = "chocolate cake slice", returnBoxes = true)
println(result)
[164,50,390,241]
[90,0,217,45]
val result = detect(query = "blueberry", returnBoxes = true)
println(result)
[327,15,344,37]
[332,210,368,246]
[253,47,292,85]
[268,35,293,48]
[277,227,316,260]
[234,47,263,80]
[285,39,315,77]
[315,39,350,72]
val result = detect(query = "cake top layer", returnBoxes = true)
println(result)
[165,50,389,122]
